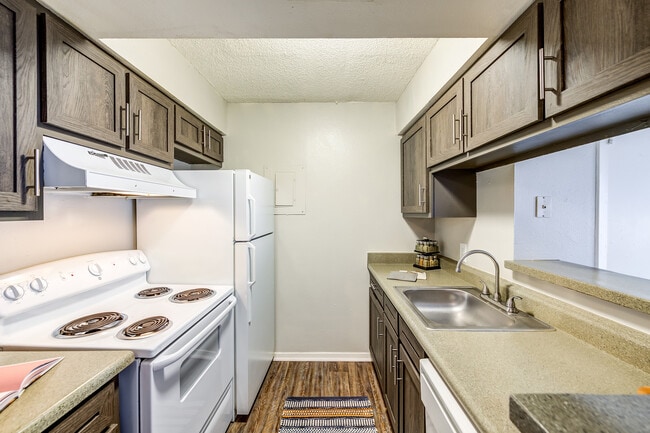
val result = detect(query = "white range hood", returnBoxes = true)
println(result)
[43,136,197,198]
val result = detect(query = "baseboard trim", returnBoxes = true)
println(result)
[274,352,372,362]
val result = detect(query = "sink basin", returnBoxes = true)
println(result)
[396,286,553,331]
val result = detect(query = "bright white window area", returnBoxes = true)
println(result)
[514,127,650,281]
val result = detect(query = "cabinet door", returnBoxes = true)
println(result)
[204,126,224,163]
[384,320,399,431]
[369,290,385,390]
[174,104,203,153]
[401,117,428,214]
[543,0,650,116]
[463,4,542,150]
[426,80,464,167]
[40,14,127,148]
[0,0,39,213]
[127,73,174,164]
[398,346,425,433]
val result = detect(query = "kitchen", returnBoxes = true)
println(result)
[1,0,649,432]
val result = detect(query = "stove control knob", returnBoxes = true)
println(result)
[128,255,138,265]
[3,284,25,301]
[29,277,48,293]
[138,252,147,264]
[88,263,103,277]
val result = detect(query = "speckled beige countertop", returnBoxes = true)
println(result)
[368,254,650,433]
[0,351,134,433]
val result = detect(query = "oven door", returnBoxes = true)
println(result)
[139,295,236,433]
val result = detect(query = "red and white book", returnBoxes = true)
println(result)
[0,357,63,412]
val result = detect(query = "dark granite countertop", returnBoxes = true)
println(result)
[510,394,650,433]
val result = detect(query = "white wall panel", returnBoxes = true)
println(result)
[225,102,428,356]
[0,193,134,274]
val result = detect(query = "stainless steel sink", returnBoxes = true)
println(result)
[396,286,553,331]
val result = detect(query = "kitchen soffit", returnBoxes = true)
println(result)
[37,0,534,103]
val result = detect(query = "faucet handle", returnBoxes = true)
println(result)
[506,296,523,314]
[478,279,490,296]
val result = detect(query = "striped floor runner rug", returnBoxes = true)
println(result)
[279,396,378,433]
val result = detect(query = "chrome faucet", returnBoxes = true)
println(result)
[455,249,501,303]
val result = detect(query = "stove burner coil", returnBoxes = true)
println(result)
[136,286,172,298]
[121,316,170,339]
[58,312,126,337]
[170,288,216,303]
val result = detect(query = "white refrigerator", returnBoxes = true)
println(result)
[136,169,275,416]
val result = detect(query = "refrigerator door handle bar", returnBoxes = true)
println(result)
[247,196,257,238]
[247,243,256,324]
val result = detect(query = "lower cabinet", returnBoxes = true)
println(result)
[46,377,120,433]
[369,277,426,433]
[384,316,399,429]
[398,321,426,433]
[369,279,385,390]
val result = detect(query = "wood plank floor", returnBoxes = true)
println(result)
[226,361,394,433]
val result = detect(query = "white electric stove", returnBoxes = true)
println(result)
[0,250,236,433]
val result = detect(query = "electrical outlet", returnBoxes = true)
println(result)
[535,196,551,218]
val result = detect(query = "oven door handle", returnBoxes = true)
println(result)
[150,297,236,372]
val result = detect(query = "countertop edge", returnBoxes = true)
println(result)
[0,351,135,433]
[505,259,650,315]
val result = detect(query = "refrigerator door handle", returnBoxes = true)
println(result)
[247,243,256,324]
[247,196,257,238]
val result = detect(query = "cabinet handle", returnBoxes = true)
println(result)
[136,109,143,141]
[462,112,468,141]
[207,128,211,150]
[201,125,206,146]
[376,317,384,340]
[451,113,461,146]
[418,184,426,206]
[538,48,559,100]
[119,105,127,138]
[125,103,131,138]
[395,357,403,384]
[22,148,41,201]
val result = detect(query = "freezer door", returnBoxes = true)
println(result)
[234,233,275,415]
[234,170,274,241]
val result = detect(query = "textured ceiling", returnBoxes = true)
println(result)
[37,0,533,38]
[38,0,534,103]
[168,39,439,102]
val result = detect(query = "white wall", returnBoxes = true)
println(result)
[225,102,426,359]
[101,39,228,133]
[395,38,486,133]
[0,193,134,274]
[435,165,515,279]
[514,144,597,266]
[598,128,650,279]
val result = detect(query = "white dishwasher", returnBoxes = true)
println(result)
[420,359,479,433]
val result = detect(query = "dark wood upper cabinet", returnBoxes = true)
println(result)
[463,3,543,151]
[426,80,464,166]
[0,0,40,214]
[40,14,127,149]
[542,0,650,116]
[174,105,224,163]
[127,73,174,163]
[401,117,428,214]
[203,125,223,163]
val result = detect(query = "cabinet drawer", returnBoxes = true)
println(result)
[47,378,119,433]
[384,296,399,333]
[369,276,383,306]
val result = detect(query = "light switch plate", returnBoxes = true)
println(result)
[535,196,551,218]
